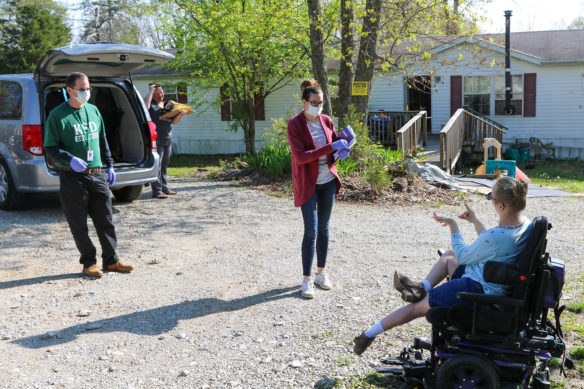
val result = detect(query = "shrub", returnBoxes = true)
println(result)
[243,143,291,177]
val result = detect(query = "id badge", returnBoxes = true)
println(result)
[87,149,94,162]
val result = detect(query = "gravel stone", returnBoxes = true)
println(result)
[0,179,582,388]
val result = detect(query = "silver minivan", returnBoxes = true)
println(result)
[0,43,174,210]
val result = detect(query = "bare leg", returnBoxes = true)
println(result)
[425,250,459,287]
[380,295,431,331]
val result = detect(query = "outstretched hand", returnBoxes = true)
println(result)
[458,202,477,223]
[433,212,456,227]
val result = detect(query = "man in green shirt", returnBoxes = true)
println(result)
[44,72,133,278]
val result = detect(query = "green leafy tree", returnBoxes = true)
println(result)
[567,16,584,30]
[0,0,70,74]
[156,0,312,153]
[327,0,483,127]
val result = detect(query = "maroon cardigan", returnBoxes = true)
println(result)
[287,112,342,207]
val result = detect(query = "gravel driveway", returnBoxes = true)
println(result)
[1,179,583,389]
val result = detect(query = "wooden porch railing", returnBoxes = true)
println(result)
[440,108,507,174]
[396,111,427,156]
[366,111,423,148]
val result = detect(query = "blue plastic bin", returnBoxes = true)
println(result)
[486,160,516,178]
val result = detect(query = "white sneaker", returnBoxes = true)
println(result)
[315,270,332,290]
[301,278,315,299]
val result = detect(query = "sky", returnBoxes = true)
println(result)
[475,0,584,32]
[58,0,584,39]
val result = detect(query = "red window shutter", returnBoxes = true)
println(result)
[220,83,230,121]
[450,75,462,115]
[177,84,187,104]
[254,84,265,121]
[524,73,536,117]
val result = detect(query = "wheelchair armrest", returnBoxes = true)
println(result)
[457,292,524,307]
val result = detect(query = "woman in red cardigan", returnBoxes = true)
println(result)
[287,81,350,299]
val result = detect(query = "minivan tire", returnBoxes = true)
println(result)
[0,158,23,210]
[111,185,143,202]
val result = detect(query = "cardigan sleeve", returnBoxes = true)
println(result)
[287,117,334,165]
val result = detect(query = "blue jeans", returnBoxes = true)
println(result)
[300,178,337,276]
[152,144,172,196]
[428,264,483,307]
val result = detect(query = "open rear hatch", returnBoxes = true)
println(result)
[35,43,174,79]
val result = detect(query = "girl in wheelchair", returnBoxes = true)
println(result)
[353,177,531,355]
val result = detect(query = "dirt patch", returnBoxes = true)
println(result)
[214,162,464,206]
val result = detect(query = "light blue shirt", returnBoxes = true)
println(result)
[451,218,532,296]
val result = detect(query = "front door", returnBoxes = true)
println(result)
[406,76,431,130]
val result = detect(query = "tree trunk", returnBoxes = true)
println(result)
[353,0,382,122]
[244,98,256,154]
[307,0,332,117]
[337,0,355,128]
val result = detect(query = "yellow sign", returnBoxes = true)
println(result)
[352,81,368,96]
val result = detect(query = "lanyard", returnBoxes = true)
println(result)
[68,104,92,149]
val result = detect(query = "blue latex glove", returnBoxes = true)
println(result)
[334,148,353,161]
[338,126,356,147]
[331,139,348,151]
[70,157,88,172]
[107,167,116,186]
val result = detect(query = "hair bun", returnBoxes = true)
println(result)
[301,78,320,92]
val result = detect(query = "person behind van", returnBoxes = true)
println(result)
[352,177,531,355]
[44,72,133,278]
[143,83,187,199]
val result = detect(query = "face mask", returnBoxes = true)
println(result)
[306,104,322,116]
[74,89,91,105]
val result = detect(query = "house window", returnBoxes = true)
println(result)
[494,75,523,115]
[463,76,490,115]
[162,83,187,104]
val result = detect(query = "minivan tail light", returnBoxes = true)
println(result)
[147,121,157,149]
[23,125,44,155]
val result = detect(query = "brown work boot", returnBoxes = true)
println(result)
[103,261,133,273]
[353,332,375,356]
[82,265,103,278]
[394,271,427,303]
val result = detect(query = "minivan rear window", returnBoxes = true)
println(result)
[0,81,22,119]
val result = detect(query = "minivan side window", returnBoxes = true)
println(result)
[0,81,23,119]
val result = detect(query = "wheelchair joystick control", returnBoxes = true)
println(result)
[414,336,432,350]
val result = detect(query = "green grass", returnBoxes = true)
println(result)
[518,159,584,193]
[167,154,238,178]
[566,301,584,314]
[347,372,394,388]
[571,347,584,359]
[336,355,355,366]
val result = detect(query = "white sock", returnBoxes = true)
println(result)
[364,321,384,338]
[421,279,432,292]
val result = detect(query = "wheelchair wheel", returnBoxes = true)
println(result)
[436,354,500,389]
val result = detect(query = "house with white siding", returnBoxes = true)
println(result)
[132,29,584,159]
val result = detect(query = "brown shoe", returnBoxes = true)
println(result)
[103,261,133,273]
[153,194,168,199]
[394,271,426,303]
[82,264,103,278]
[163,190,177,195]
[353,332,375,355]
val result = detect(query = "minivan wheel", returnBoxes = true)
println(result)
[0,158,22,210]
[112,185,143,202]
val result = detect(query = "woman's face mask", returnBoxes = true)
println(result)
[305,104,322,116]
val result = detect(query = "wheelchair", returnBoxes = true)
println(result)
[378,216,567,389]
